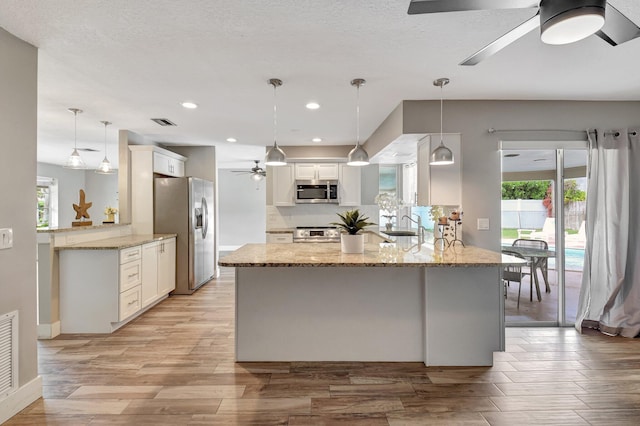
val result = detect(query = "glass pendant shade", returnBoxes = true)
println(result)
[540,0,605,45]
[264,78,287,166]
[65,148,86,169]
[347,78,369,166]
[95,120,115,174]
[63,108,87,169]
[250,172,265,182]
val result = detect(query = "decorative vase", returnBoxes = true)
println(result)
[341,234,364,254]
[385,222,393,231]
[106,213,115,222]
[450,211,460,220]
[438,216,448,225]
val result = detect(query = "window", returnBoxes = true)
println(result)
[37,185,50,228]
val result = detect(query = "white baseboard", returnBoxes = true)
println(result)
[37,321,60,339]
[0,376,43,424]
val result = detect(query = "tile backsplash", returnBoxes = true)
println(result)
[267,204,379,229]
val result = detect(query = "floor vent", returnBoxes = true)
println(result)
[151,118,177,126]
[0,311,18,398]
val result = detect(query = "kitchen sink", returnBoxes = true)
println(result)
[382,230,417,237]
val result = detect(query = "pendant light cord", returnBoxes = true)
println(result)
[439,85,444,145]
[74,110,78,149]
[104,122,108,154]
[273,83,278,147]
[356,83,361,146]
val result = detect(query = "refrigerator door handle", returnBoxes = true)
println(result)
[202,197,208,239]
[194,207,203,229]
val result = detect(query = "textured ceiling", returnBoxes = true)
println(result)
[1,0,639,169]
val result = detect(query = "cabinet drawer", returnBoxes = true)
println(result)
[119,285,142,321]
[267,233,293,244]
[120,259,142,292]
[120,246,142,263]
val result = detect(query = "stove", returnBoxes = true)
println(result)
[293,226,340,243]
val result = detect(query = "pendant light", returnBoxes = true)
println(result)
[347,78,369,166]
[540,0,605,45]
[264,78,287,166]
[430,78,454,166]
[95,120,115,174]
[63,108,87,169]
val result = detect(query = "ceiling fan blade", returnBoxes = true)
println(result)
[407,0,538,15]
[595,3,640,46]
[459,13,540,66]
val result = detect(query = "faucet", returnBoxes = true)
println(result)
[402,213,426,245]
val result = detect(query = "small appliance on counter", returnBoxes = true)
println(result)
[293,226,340,243]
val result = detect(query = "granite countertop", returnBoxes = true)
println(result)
[219,243,526,268]
[56,234,177,250]
[37,223,131,234]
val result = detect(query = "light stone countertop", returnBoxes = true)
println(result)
[56,234,177,250]
[219,242,526,268]
[37,223,130,234]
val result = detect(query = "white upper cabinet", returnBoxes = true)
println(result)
[271,165,295,206]
[417,134,462,207]
[153,152,185,177]
[339,164,361,206]
[295,163,339,180]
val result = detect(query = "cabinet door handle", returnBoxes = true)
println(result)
[127,252,137,257]
[127,299,138,306]
[128,273,138,278]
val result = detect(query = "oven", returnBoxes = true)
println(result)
[295,180,339,204]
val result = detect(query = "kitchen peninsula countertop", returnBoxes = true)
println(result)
[37,223,130,233]
[219,242,523,268]
[56,234,177,250]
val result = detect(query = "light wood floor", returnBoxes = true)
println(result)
[9,268,640,425]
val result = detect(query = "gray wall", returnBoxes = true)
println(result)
[366,100,640,250]
[0,27,39,392]
[36,163,118,226]
[218,169,266,248]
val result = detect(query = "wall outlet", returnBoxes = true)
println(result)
[477,218,490,231]
[0,228,13,249]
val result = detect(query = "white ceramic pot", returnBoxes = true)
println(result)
[341,233,364,254]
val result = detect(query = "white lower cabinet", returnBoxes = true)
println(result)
[142,238,176,308]
[59,237,176,333]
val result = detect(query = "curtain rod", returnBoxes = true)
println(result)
[487,128,637,137]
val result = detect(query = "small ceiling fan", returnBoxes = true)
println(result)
[231,160,267,181]
[407,0,640,65]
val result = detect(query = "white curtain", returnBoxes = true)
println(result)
[576,128,640,337]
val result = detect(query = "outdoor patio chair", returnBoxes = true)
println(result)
[513,238,550,295]
[502,250,529,309]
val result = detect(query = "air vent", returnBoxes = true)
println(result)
[77,148,99,152]
[0,311,18,398]
[151,118,177,126]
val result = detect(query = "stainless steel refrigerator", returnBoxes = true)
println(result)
[154,177,215,294]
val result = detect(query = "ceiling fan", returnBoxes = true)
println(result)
[407,0,640,65]
[231,160,267,181]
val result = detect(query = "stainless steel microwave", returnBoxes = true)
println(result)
[295,180,339,204]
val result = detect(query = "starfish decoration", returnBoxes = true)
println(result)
[73,189,92,220]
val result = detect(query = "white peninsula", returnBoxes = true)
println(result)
[219,242,523,366]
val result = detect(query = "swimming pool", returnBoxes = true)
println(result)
[549,247,585,271]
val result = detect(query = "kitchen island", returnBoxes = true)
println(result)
[219,242,523,366]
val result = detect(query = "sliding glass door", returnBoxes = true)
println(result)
[501,145,588,326]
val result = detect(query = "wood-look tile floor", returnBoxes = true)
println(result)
[9,268,640,425]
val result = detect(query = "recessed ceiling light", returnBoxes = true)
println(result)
[181,101,198,109]
[306,102,320,110]
[226,137,237,143]
[312,138,322,143]
[504,153,520,158]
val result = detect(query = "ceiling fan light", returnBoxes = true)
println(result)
[540,1,606,45]
[265,144,286,166]
[347,144,370,166]
[250,172,265,182]
[430,142,454,165]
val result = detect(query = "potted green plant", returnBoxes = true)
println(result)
[331,209,376,253]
